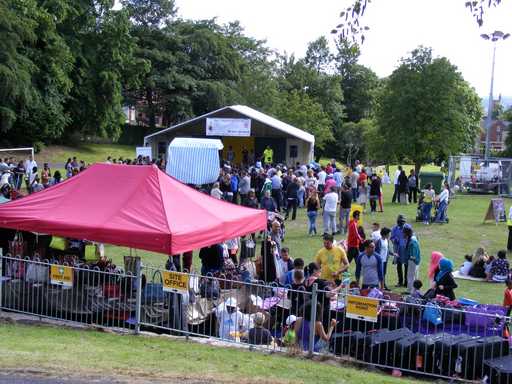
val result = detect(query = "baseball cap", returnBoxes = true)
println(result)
[225,297,238,308]
[285,315,297,326]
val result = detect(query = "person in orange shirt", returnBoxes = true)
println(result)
[504,279,512,317]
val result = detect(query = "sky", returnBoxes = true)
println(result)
[174,0,512,98]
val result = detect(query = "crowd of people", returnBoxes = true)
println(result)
[1,150,512,351]
[192,214,511,348]
[0,154,165,201]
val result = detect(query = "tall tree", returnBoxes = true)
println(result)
[377,46,483,174]
[0,0,74,146]
[272,90,334,151]
[304,36,332,73]
[335,37,379,122]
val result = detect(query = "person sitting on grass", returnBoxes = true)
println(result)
[434,258,458,300]
[488,250,510,282]
[294,301,336,352]
[283,315,297,347]
[214,298,250,341]
[244,312,272,346]
[410,279,423,298]
[459,254,473,276]
[469,247,488,279]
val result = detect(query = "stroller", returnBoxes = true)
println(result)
[415,192,449,223]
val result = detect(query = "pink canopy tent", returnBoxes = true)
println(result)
[0,163,267,255]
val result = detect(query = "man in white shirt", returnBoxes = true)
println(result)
[24,155,37,190]
[392,165,402,203]
[434,182,450,223]
[323,188,339,235]
[317,166,327,195]
[350,169,359,202]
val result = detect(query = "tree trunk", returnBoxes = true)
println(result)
[146,87,156,130]
[414,162,422,176]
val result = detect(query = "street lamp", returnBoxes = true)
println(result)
[481,30,510,160]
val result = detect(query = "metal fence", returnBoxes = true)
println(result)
[1,254,511,383]
[0,254,138,332]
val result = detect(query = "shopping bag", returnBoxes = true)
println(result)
[49,236,67,251]
[25,263,49,283]
[8,233,27,256]
[423,303,443,326]
[84,245,97,262]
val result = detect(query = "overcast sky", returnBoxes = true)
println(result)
[175,0,512,98]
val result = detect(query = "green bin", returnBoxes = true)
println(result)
[419,171,445,194]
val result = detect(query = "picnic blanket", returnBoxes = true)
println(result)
[453,270,486,282]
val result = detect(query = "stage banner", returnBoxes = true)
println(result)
[206,118,251,137]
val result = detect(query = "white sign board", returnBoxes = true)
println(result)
[460,156,472,180]
[136,146,152,160]
[206,118,251,137]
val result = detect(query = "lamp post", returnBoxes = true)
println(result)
[481,30,510,160]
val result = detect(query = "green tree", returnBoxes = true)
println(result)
[377,46,483,174]
[272,90,333,150]
[502,107,512,122]
[304,36,332,73]
[501,107,512,155]
[0,0,74,146]
[335,37,380,122]
[492,100,505,119]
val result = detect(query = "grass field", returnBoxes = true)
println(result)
[0,323,418,384]
[37,143,136,166]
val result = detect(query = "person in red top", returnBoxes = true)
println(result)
[347,210,363,263]
[358,169,367,187]
[504,279,512,317]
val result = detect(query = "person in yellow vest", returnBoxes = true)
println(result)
[263,145,273,165]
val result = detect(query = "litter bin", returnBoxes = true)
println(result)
[419,171,445,194]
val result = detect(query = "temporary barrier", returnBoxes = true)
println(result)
[0,254,139,332]
[1,255,511,383]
